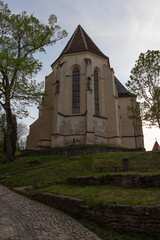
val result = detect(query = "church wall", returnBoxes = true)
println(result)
[94,135,108,145]
[84,54,113,145]
[55,54,87,116]
[51,54,88,146]
[53,52,110,117]
[93,116,107,137]
[51,53,110,146]
[27,51,144,149]
[118,97,135,148]
[51,135,86,147]
[52,71,59,136]
[91,57,108,118]
[118,97,144,149]
[51,52,122,147]
[26,72,54,149]
[103,66,121,146]
[52,114,86,147]
[26,119,41,149]
[37,72,54,147]
[57,114,86,135]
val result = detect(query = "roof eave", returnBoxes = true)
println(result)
[51,50,109,69]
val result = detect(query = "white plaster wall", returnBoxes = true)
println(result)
[93,117,107,137]
[57,114,86,135]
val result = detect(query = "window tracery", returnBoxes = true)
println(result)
[94,70,99,115]
[72,68,80,113]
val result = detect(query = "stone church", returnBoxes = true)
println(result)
[26,25,144,150]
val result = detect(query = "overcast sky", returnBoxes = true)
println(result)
[4,0,160,150]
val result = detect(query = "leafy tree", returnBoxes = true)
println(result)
[126,50,160,128]
[17,122,28,150]
[0,1,67,162]
[17,122,28,142]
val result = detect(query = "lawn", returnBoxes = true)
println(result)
[0,151,160,240]
[1,151,160,187]
[33,184,160,207]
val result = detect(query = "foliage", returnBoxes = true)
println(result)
[0,1,67,161]
[126,50,160,128]
[16,122,28,150]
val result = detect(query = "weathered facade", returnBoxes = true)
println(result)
[26,25,144,150]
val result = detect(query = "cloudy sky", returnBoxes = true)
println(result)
[4,0,160,150]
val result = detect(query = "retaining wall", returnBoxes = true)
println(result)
[67,174,160,188]
[36,192,160,233]
[20,146,144,157]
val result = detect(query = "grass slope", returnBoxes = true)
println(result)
[0,151,160,240]
[0,151,160,205]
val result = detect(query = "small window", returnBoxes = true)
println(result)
[94,70,99,115]
[72,68,80,113]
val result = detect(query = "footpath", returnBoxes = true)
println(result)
[0,185,101,240]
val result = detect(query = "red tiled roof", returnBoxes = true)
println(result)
[52,25,108,67]
[152,141,159,151]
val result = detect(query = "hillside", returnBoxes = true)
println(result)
[0,151,160,240]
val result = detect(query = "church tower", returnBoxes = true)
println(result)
[26,25,144,149]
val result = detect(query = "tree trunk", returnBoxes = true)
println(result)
[5,101,14,163]
[11,114,17,156]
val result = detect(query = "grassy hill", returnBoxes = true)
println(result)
[0,150,160,240]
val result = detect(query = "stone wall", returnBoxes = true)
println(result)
[67,174,160,188]
[21,145,143,157]
[36,192,160,234]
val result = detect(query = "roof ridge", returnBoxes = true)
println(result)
[63,25,80,54]
[80,26,88,50]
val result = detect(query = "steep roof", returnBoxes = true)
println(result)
[115,77,130,97]
[52,25,129,98]
[152,141,159,151]
[52,25,108,67]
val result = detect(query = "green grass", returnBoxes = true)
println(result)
[1,151,160,188]
[32,184,160,207]
[1,151,160,240]
[1,151,160,206]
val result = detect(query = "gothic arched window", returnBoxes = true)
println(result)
[72,68,80,113]
[94,70,99,115]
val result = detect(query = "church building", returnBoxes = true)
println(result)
[26,25,144,150]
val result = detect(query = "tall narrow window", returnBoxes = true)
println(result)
[94,70,99,115]
[72,68,80,113]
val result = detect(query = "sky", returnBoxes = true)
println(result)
[3,0,160,150]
